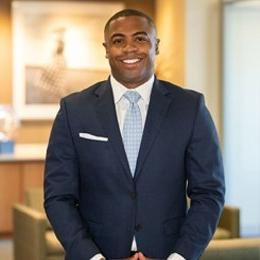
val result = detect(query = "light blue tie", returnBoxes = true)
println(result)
[122,91,142,176]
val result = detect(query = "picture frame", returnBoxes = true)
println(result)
[12,1,124,120]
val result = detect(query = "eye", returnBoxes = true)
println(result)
[112,38,124,45]
[135,36,148,43]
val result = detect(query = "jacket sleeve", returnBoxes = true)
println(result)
[173,94,225,260]
[44,99,100,259]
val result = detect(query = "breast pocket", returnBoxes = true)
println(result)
[77,134,117,178]
[78,133,110,160]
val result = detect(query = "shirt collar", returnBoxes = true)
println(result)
[110,75,154,105]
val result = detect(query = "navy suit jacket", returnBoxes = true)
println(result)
[44,78,225,260]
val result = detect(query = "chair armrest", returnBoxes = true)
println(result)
[218,205,240,238]
[201,238,260,260]
[13,204,48,260]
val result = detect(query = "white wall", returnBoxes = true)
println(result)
[223,0,260,236]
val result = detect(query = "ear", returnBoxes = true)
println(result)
[103,42,109,58]
[155,38,160,55]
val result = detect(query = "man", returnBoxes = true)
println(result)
[44,9,225,260]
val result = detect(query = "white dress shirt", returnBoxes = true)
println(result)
[91,75,185,260]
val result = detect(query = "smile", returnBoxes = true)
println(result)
[122,58,141,64]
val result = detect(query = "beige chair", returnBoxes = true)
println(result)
[201,238,260,260]
[213,205,240,239]
[13,188,64,260]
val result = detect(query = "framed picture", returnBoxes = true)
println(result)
[12,1,124,120]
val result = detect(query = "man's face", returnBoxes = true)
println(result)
[103,15,159,89]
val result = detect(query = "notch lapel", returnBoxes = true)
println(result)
[134,80,173,180]
[94,80,133,182]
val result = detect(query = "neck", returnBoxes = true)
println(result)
[112,75,154,89]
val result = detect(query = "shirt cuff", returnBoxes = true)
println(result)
[90,253,105,260]
[168,252,186,260]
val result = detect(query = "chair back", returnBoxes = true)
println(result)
[24,188,44,213]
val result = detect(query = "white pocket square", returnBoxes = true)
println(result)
[79,132,108,142]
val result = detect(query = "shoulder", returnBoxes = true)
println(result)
[156,79,204,104]
[60,80,107,106]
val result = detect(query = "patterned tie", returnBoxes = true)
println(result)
[122,91,142,176]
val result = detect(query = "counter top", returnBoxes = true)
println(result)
[0,143,47,162]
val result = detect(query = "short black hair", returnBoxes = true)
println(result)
[104,9,156,34]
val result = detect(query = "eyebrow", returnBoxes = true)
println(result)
[111,31,148,39]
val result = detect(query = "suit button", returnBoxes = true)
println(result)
[135,224,142,231]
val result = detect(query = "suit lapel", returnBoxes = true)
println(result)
[134,79,173,180]
[94,80,133,182]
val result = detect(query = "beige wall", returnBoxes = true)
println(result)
[185,0,222,138]
[0,0,186,143]
[156,0,222,137]
[0,0,12,104]
[155,0,185,86]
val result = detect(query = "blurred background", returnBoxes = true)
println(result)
[0,0,260,259]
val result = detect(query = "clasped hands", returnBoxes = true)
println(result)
[109,252,165,260]
[128,252,164,260]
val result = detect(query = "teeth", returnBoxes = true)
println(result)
[123,59,140,64]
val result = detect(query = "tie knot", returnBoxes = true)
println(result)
[124,91,141,104]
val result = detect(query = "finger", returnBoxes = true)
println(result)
[130,253,139,260]
[138,252,146,260]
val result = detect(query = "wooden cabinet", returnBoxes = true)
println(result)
[0,144,46,233]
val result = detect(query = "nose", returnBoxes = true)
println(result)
[123,40,138,53]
